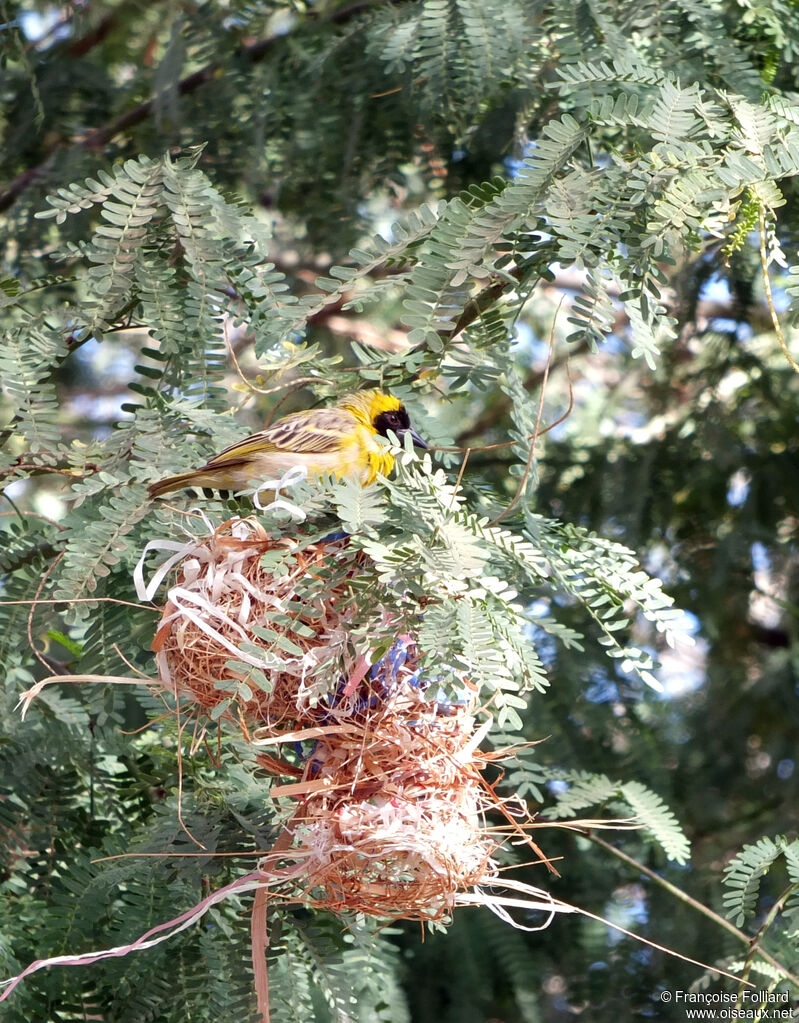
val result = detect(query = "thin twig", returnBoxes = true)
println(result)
[582,831,799,989]
[26,551,65,670]
[113,643,152,680]
[92,849,280,862]
[174,695,207,851]
[448,447,472,510]
[221,321,322,399]
[559,898,752,986]
[0,597,157,609]
[759,209,799,375]
[1,463,91,478]
[263,380,321,427]
[430,353,574,456]
[489,304,561,526]
[0,507,66,529]
[735,881,799,1005]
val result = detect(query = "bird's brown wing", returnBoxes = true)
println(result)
[203,408,356,468]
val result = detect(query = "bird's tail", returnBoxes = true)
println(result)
[147,470,213,499]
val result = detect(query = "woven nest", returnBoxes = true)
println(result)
[297,787,495,919]
[152,518,361,728]
[263,686,499,921]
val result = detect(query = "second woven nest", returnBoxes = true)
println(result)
[267,685,499,921]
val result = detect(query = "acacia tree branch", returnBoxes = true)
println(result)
[65,8,124,58]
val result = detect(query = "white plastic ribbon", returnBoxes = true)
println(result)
[186,505,216,536]
[253,465,308,520]
[457,876,574,931]
[133,539,200,602]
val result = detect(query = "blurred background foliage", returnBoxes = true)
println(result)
[2,1,799,1020]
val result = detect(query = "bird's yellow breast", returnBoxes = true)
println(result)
[330,424,395,483]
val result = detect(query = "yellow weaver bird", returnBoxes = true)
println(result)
[147,389,426,498]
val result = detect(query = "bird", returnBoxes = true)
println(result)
[147,389,427,499]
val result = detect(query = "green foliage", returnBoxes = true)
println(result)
[723,837,799,927]
[3,0,799,1018]
[540,771,690,864]
[0,324,65,463]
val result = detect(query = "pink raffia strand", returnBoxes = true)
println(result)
[15,675,154,720]
[251,885,271,1023]
[0,870,274,1004]
[340,652,371,698]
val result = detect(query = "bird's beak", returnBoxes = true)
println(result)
[400,427,427,449]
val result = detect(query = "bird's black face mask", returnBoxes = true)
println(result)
[373,407,427,449]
